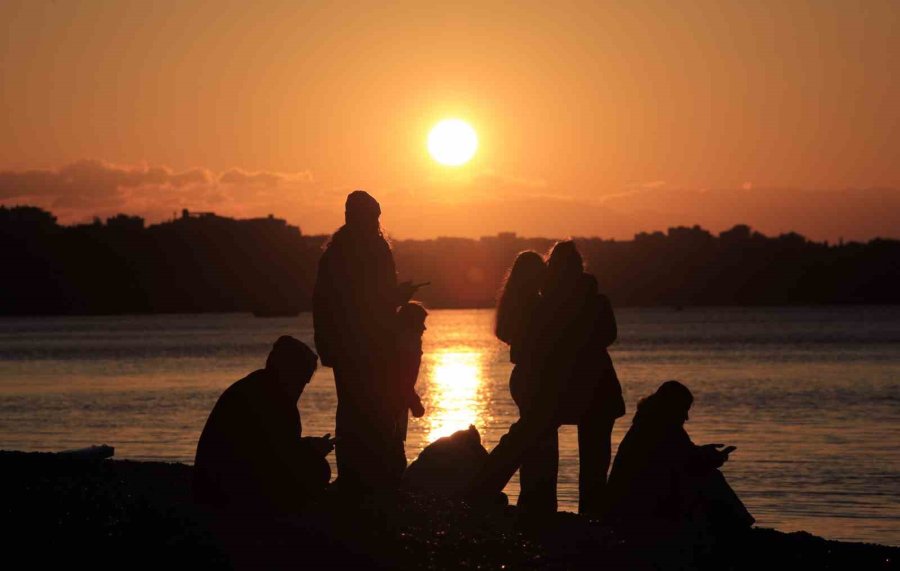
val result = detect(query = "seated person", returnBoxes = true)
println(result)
[403,425,504,505]
[606,381,754,540]
[193,336,334,512]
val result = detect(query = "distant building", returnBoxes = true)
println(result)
[480,231,517,243]
[106,214,145,231]
[176,209,301,235]
[181,209,218,220]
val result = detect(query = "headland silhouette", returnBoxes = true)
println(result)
[2,204,898,316]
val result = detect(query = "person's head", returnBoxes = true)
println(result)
[634,380,694,427]
[505,251,547,298]
[265,336,318,400]
[397,301,428,338]
[495,251,546,343]
[344,190,381,235]
[545,240,583,293]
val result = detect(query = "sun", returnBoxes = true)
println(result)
[427,119,478,166]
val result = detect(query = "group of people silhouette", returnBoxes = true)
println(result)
[194,190,754,545]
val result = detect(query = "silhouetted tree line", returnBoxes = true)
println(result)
[0,206,321,315]
[1,205,898,315]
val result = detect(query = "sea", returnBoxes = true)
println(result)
[0,307,897,545]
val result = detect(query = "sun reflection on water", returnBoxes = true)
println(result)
[424,349,484,443]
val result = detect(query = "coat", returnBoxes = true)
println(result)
[193,370,329,511]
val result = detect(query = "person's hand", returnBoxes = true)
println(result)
[397,281,417,303]
[701,443,734,467]
[307,433,336,457]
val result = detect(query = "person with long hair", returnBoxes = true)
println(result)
[313,190,417,493]
[494,251,554,511]
[606,381,753,541]
[470,241,625,515]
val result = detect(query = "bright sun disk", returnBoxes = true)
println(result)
[428,119,478,166]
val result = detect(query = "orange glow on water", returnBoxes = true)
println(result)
[425,349,484,442]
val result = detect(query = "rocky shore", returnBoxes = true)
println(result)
[4,450,896,570]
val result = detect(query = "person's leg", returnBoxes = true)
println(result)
[518,429,559,514]
[696,469,755,530]
[466,402,559,501]
[334,406,363,491]
[577,415,614,517]
[335,412,400,492]
[333,364,376,493]
[380,418,408,489]
[511,365,558,512]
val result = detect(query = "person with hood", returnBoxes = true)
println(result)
[193,336,332,512]
[606,381,754,540]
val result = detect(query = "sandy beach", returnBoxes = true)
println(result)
[4,450,896,570]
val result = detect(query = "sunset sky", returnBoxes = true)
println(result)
[1,0,898,241]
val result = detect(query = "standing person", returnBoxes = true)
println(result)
[390,301,428,479]
[313,190,416,493]
[494,251,554,513]
[562,270,625,517]
[468,241,625,515]
[394,301,428,441]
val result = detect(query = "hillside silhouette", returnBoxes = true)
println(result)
[1,205,898,315]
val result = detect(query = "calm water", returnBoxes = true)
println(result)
[1,307,898,545]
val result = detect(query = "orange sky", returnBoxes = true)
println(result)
[1,1,898,240]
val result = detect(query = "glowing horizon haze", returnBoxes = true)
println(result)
[1,1,898,241]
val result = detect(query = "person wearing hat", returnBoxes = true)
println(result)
[313,190,417,493]
[193,336,333,512]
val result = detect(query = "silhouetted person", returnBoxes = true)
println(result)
[495,251,554,512]
[560,265,625,517]
[379,301,429,483]
[403,425,499,501]
[606,381,754,541]
[394,302,427,440]
[496,251,546,407]
[468,241,625,515]
[193,336,332,512]
[313,190,417,492]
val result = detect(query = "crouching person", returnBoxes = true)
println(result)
[194,336,334,513]
[606,381,754,549]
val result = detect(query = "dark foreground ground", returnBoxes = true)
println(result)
[3,451,897,570]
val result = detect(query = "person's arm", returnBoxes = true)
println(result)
[594,294,617,348]
[375,240,406,308]
[278,423,332,503]
[312,250,337,367]
[406,350,425,417]
[681,430,730,473]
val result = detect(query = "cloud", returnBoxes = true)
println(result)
[597,185,900,241]
[0,159,320,226]
[0,160,211,200]
[384,176,900,241]
[2,160,898,241]
[219,168,314,186]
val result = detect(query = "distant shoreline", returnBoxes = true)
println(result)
[4,205,899,315]
[1,302,899,319]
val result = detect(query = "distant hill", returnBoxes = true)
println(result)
[1,205,898,315]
